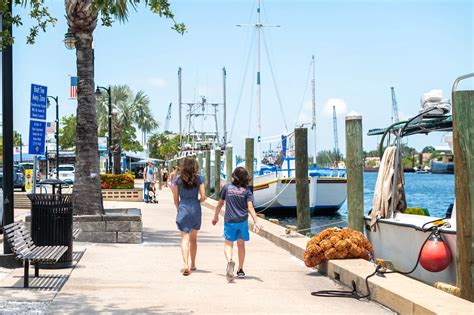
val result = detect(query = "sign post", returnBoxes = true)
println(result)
[28,84,48,193]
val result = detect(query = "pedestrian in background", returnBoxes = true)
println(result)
[172,157,206,276]
[143,161,155,202]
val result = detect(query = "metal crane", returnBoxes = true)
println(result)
[391,87,399,123]
[333,105,340,162]
[164,103,172,132]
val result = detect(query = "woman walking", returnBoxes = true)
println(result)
[172,157,206,276]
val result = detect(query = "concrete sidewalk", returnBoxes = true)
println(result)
[3,188,392,314]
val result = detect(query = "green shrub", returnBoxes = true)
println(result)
[101,173,135,189]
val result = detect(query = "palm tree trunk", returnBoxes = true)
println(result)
[74,31,103,214]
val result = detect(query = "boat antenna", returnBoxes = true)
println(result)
[333,105,340,164]
[238,0,280,167]
[391,87,400,123]
[311,55,317,165]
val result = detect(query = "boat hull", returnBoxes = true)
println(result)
[364,214,456,285]
[253,173,346,215]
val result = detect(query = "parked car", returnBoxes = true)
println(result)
[0,166,26,191]
[57,164,75,185]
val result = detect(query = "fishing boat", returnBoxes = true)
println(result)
[363,83,462,286]
[238,2,346,214]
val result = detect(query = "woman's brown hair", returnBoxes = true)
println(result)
[232,167,250,188]
[180,157,199,189]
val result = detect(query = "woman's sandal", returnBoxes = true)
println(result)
[190,266,197,271]
[182,268,190,276]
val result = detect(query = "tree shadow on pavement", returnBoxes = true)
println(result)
[143,229,223,246]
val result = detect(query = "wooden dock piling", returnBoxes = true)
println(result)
[214,148,221,199]
[295,128,310,232]
[197,152,203,177]
[245,138,254,187]
[226,144,233,183]
[452,87,474,302]
[205,151,211,196]
[345,112,364,233]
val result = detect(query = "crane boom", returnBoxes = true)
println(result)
[164,103,172,132]
[391,87,399,123]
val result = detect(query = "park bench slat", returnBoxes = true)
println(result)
[2,221,71,287]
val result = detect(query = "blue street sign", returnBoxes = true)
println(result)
[28,120,46,155]
[30,84,48,120]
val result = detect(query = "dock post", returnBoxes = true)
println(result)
[452,87,474,302]
[214,148,221,199]
[205,151,211,196]
[158,164,163,190]
[295,128,310,233]
[197,152,203,177]
[245,138,254,188]
[345,112,364,233]
[226,144,233,183]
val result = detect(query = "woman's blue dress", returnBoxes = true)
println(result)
[176,176,203,233]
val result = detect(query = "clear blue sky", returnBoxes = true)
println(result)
[6,0,473,156]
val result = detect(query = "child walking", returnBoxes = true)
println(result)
[212,167,261,282]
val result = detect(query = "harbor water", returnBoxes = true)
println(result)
[271,172,455,235]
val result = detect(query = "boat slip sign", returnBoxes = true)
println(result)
[28,84,48,155]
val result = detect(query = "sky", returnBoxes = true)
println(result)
[3,0,473,157]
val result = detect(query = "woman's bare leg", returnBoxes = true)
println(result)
[181,232,190,271]
[190,229,198,269]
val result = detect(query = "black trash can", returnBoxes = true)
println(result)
[28,186,73,268]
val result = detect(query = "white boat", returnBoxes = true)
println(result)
[251,157,346,214]
[364,213,456,285]
[238,2,346,213]
[365,88,459,286]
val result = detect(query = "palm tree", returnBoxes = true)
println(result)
[96,85,158,174]
[64,1,184,215]
[1,2,183,215]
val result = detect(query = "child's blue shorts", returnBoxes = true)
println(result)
[224,220,249,242]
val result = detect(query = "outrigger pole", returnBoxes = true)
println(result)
[311,55,317,165]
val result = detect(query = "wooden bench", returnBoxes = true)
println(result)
[2,221,69,288]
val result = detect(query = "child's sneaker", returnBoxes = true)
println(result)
[226,260,235,282]
[237,269,245,278]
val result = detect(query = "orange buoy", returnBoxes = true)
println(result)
[420,230,452,272]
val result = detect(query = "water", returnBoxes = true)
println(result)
[271,172,455,234]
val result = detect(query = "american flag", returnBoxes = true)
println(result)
[46,121,56,134]
[70,76,77,99]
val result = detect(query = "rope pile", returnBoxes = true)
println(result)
[304,227,374,268]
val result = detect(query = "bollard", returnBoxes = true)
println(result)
[158,164,163,190]
[214,148,221,199]
[452,86,474,302]
[295,128,310,232]
[345,112,364,233]
[205,151,211,196]
[245,138,254,187]
[197,152,203,177]
[226,144,233,183]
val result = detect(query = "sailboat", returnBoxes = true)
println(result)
[240,1,347,214]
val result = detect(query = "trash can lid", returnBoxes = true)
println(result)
[38,178,68,186]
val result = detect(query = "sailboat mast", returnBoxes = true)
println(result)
[311,55,317,164]
[256,0,262,167]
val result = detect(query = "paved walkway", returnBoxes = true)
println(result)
[2,188,392,314]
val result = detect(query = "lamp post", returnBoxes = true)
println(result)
[95,86,112,173]
[47,96,60,179]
